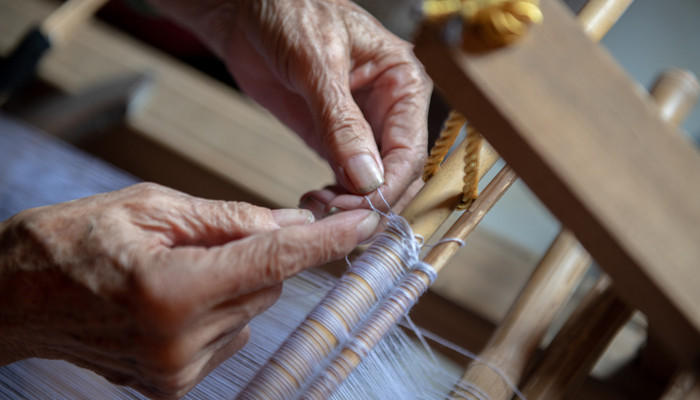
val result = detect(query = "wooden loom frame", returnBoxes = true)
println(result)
[413,0,700,370]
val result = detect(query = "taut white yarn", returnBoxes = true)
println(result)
[237,211,424,400]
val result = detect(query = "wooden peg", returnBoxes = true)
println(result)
[451,230,591,400]
[649,68,700,130]
[576,0,633,42]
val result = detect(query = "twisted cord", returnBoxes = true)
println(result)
[457,124,484,210]
[423,109,466,181]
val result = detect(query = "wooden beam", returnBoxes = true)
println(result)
[414,0,700,363]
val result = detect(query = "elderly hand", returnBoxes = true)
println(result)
[0,183,378,399]
[149,0,431,215]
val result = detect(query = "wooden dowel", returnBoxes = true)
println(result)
[649,68,700,130]
[520,276,634,399]
[421,163,518,274]
[519,67,699,399]
[576,0,633,42]
[0,0,108,104]
[451,230,591,400]
[41,0,109,46]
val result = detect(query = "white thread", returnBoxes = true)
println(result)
[404,326,527,400]
[238,198,424,400]
[364,194,392,219]
[300,261,437,398]
[369,189,392,213]
[403,315,441,368]
[237,188,523,400]
[422,237,466,249]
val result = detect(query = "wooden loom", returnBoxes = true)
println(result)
[234,0,700,398]
[1,0,699,398]
[411,0,700,398]
[410,0,700,397]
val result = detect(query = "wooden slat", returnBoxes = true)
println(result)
[414,0,700,363]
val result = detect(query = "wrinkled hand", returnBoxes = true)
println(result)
[0,183,378,399]
[150,0,431,215]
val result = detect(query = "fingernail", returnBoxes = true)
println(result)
[345,154,384,194]
[272,209,315,226]
[325,206,343,217]
[356,211,380,241]
[298,195,325,220]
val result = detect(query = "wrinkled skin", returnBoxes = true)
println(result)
[150,0,431,216]
[0,183,378,398]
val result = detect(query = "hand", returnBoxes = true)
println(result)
[0,183,378,399]
[149,0,432,215]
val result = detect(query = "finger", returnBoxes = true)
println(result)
[195,325,251,389]
[271,208,315,227]
[229,209,380,293]
[349,49,431,207]
[169,200,275,247]
[326,149,425,214]
[299,186,347,219]
[171,204,312,246]
[171,209,379,302]
[202,324,250,372]
[147,191,310,246]
[300,53,385,195]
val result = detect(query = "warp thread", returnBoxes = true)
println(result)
[237,196,426,400]
[237,189,526,400]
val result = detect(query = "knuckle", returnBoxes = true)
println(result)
[321,120,370,153]
[131,182,164,198]
[142,337,197,377]
[228,201,268,225]
[129,182,182,206]
[149,362,200,397]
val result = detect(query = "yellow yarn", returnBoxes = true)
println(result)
[422,0,543,48]
[422,110,484,211]
[457,124,484,210]
[423,110,467,181]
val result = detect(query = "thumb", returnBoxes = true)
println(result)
[227,209,380,295]
[307,72,385,194]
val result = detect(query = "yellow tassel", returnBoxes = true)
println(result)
[422,0,543,48]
